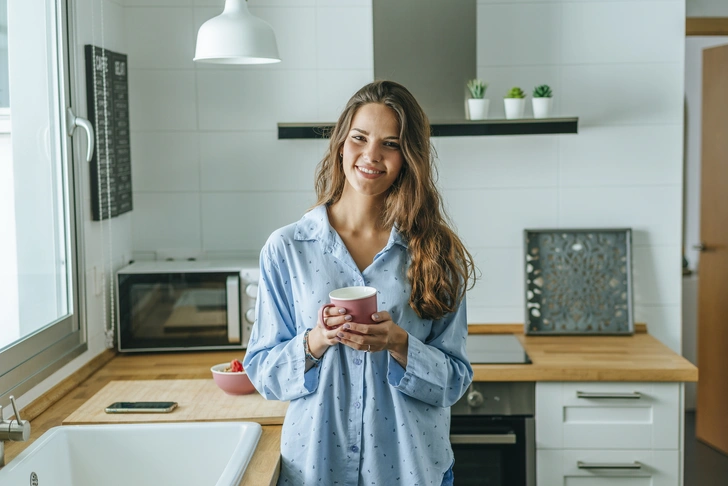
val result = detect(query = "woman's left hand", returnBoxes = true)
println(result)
[336,311,409,366]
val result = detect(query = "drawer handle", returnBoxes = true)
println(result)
[576,391,642,399]
[450,433,517,445]
[578,461,643,470]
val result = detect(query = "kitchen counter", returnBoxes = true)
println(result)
[4,350,281,486]
[5,325,696,481]
[468,324,698,382]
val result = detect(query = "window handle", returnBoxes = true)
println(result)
[67,107,95,162]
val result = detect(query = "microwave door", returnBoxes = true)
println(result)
[226,276,241,343]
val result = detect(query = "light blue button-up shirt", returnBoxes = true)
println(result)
[243,205,473,486]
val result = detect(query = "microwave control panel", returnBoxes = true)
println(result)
[241,267,261,348]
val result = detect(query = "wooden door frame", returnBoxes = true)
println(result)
[687,18,728,36]
[695,43,728,455]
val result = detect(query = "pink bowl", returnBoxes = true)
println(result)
[211,363,256,395]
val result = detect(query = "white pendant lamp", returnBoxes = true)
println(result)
[194,0,281,64]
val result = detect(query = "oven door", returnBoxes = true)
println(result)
[450,415,535,486]
[117,271,242,352]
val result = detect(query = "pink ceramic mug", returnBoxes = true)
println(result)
[318,286,378,329]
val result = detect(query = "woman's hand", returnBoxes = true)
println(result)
[307,306,352,359]
[336,311,409,368]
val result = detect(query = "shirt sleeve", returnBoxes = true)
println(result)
[242,241,322,401]
[386,295,473,407]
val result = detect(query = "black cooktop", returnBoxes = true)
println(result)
[465,334,531,364]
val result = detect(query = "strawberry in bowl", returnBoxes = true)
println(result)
[226,359,244,373]
[211,359,255,395]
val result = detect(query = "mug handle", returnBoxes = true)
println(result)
[318,303,336,330]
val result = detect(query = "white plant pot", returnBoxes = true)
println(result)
[467,98,490,120]
[532,97,553,119]
[504,98,526,119]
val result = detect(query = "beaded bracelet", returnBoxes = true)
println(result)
[303,328,322,366]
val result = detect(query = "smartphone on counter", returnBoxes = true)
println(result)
[105,401,178,413]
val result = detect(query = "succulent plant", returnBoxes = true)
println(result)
[467,79,488,99]
[505,86,526,99]
[533,84,553,98]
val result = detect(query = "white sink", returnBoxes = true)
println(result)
[0,422,262,486]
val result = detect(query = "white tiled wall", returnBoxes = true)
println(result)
[125,0,684,352]
[464,0,684,351]
[126,0,371,262]
[686,0,728,17]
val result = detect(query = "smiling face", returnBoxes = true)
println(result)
[340,103,404,201]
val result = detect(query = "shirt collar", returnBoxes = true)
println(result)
[294,205,408,249]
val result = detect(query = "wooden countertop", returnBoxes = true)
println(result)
[5,325,697,479]
[4,351,281,485]
[468,324,699,382]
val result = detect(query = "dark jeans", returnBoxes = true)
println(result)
[441,463,454,486]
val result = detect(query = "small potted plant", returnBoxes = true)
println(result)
[504,86,526,119]
[532,84,553,119]
[466,79,489,120]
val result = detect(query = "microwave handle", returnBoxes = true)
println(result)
[226,276,241,343]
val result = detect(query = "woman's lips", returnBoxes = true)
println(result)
[356,165,385,178]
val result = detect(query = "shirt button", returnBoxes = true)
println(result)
[351,445,359,453]
[353,358,362,365]
[354,401,361,409]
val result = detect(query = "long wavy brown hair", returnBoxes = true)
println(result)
[313,80,476,320]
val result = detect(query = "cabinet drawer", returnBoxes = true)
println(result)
[536,382,681,450]
[537,449,680,486]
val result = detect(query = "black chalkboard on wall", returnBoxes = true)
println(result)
[84,45,133,221]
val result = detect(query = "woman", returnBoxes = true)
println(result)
[243,80,475,485]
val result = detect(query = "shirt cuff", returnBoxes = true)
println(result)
[386,332,426,389]
[296,331,321,394]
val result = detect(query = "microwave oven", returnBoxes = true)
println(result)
[115,260,260,352]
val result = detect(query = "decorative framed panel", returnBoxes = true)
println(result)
[524,229,633,335]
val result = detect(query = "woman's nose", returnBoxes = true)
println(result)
[363,144,381,162]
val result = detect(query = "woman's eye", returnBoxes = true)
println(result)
[385,142,401,149]
[352,135,365,142]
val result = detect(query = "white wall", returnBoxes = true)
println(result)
[124,0,372,262]
[125,0,685,352]
[461,1,684,353]
[13,0,132,410]
[687,0,728,17]
[430,0,686,352]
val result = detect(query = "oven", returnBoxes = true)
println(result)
[450,382,535,486]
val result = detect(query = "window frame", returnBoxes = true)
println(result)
[0,108,9,133]
[0,0,87,407]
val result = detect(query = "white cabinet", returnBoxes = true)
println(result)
[536,382,684,486]
[538,450,680,486]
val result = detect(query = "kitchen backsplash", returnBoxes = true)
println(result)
[121,0,684,353]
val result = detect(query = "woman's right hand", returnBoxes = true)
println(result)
[307,307,352,358]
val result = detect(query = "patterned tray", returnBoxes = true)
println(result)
[524,229,633,335]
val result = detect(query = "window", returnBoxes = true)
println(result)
[0,0,85,404]
[0,0,9,132]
